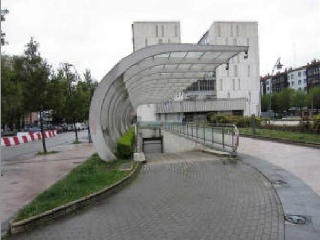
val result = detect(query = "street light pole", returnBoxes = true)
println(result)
[269,57,283,124]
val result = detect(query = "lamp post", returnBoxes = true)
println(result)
[269,57,283,124]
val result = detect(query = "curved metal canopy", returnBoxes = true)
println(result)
[89,44,248,160]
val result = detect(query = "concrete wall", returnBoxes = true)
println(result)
[137,104,157,122]
[162,130,203,153]
[132,22,181,51]
[208,22,260,116]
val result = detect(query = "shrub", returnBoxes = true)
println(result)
[208,114,261,128]
[116,128,135,159]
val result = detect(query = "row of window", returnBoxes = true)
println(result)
[217,24,241,38]
[185,80,215,91]
[288,71,306,79]
[289,79,306,86]
[155,24,179,38]
[224,64,251,78]
[144,38,172,47]
[219,79,241,91]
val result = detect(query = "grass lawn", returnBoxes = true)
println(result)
[239,128,320,144]
[14,154,135,222]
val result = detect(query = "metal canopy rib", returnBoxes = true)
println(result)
[89,44,248,161]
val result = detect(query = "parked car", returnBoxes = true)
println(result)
[53,126,63,134]
[27,127,41,133]
[67,124,75,131]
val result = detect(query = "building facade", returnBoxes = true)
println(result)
[306,60,320,91]
[203,22,260,116]
[132,21,260,122]
[132,22,181,122]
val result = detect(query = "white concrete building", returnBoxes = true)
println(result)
[132,22,181,122]
[133,21,260,122]
[203,22,260,116]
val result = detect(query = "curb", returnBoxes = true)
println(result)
[240,134,320,149]
[9,161,142,235]
[1,131,57,147]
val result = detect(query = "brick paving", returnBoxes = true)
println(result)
[9,151,284,240]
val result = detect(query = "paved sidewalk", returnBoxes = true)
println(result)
[238,137,320,240]
[8,151,284,240]
[1,142,95,234]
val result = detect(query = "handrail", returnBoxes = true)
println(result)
[137,121,239,154]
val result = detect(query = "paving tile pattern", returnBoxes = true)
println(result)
[10,152,284,240]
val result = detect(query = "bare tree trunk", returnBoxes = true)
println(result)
[40,111,47,153]
[73,119,78,143]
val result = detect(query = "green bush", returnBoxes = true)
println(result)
[208,114,261,128]
[116,128,135,159]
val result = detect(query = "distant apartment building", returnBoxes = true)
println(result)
[287,67,307,91]
[306,60,320,91]
[260,60,319,96]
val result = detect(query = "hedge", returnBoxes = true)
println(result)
[207,114,262,128]
[116,128,135,159]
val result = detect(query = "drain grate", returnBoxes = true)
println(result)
[272,179,288,186]
[285,215,307,224]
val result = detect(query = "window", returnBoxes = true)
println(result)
[288,75,290,80]
[234,65,238,77]
[155,25,159,37]
[291,74,294,79]
[238,79,241,89]
[303,79,306,83]
[236,25,239,37]
[145,39,148,47]
[161,25,164,37]
[292,81,294,86]
[233,79,235,90]
[303,71,306,76]
[298,80,301,85]
[227,92,230,98]
[217,25,221,37]
[230,25,233,37]
[298,72,301,77]
[174,24,178,37]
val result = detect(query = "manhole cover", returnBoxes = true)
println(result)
[273,179,288,186]
[285,215,306,224]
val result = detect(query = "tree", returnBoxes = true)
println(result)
[22,38,52,152]
[291,90,306,118]
[306,86,320,115]
[261,94,270,112]
[1,9,9,46]
[1,55,25,130]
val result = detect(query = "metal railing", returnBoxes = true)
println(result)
[137,121,239,154]
[162,122,239,154]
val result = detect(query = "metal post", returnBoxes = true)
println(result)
[192,124,193,138]
[212,126,214,144]
[222,127,225,149]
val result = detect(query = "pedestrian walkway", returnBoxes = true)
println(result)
[238,136,320,240]
[9,151,284,240]
[1,142,95,234]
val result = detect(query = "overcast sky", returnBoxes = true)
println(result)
[2,0,320,81]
